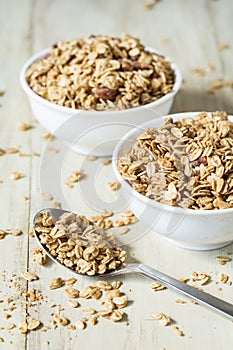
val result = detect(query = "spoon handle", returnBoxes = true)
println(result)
[136,264,233,320]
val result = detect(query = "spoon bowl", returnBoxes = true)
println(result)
[33,208,233,320]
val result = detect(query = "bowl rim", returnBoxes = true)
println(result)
[112,111,233,216]
[20,46,182,116]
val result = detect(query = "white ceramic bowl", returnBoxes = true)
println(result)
[112,112,233,251]
[20,47,182,157]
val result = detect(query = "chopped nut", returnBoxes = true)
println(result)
[49,277,64,289]
[21,271,39,282]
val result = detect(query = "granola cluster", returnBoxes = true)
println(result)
[25,34,175,111]
[34,210,126,275]
[117,111,233,210]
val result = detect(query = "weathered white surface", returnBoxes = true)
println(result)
[0,0,232,349]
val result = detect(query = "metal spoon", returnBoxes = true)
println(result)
[33,208,233,321]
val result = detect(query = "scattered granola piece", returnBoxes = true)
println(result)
[64,287,79,298]
[218,43,230,51]
[5,228,22,236]
[173,325,184,336]
[42,192,53,201]
[49,277,64,289]
[52,201,61,209]
[220,273,229,284]
[108,181,121,191]
[82,307,96,315]
[28,227,34,237]
[66,169,85,186]
[150,281,167,292]
[90,316,98,325]
[6,148,19,154]
[18,122,31,131]
[191,272,210,285]
[27,318,41,331]
[110,310,124,322]
[215,256,232,265]
[21,271,39,282]
[10,172,23,180]
[18,320,28,334]
[176,299,186,304]
[4,314,11,320]
[32,247,47,265]
[0,148,5,156]
[75,320,86,330]
[48,147,59,153]
[54,314,69,326]
[142,0,159,9]
[64,278,77,286]
[7,324,16,330]
[103,159,111,166]
[22,196,29,201]
[42,132,53,140]
[0,338,3,342]
[86,155,98,161]
[152,313,171,326]
[68,300,80,308]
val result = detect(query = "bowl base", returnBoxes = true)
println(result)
[165,238,233,251]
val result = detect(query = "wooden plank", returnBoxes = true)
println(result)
[0,0,33,349]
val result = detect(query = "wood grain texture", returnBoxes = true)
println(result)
[0,0,233,349]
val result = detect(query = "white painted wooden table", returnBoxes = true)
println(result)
[0,0,233,349]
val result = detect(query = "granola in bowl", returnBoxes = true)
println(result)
[112,111,233,250]
[117,111,233,210]
[24,34,175,111]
